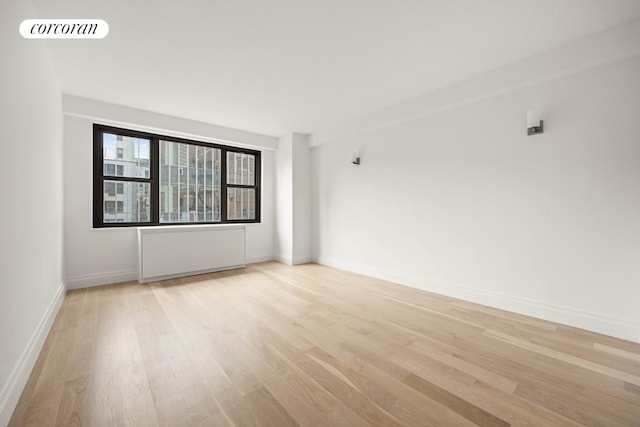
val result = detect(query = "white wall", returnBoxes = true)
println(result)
[275,133,312,265]
[275,134,293,263]
[0,0,65,424]
[311,54,640,343]
[63,97,277,289]
[292,134,312,264]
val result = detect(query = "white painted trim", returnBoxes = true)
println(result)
[276,255,293,266]
[137,265,245,284]
[314,257,640,344]
[67,253,275,289]
[292,256,313,265]
[66,270,137,289]
[246,253,276,264]
[0,282,66,427]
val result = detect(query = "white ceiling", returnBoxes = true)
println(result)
[32,0,640,137]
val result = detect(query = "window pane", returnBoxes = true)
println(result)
[103,181,150,223]
[104,181,116,197]
[227,188,255,220]
[159,140,221,222]
[103,133,150,178]
[213,188,221,221]
[227,152,255,185]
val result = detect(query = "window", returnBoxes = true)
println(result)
[159,140,222,223]
[226,151,257,220]
[93,124,261,227]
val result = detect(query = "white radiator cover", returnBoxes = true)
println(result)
[137,225,246,283]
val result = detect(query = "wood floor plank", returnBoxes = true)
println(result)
[484,329,640,386]
[9,261,640,426]
[18,326,78,426]
[243,326,407,427]
[236,330,366,426]
[53,289,99,427]
[594,342,640,363]
[388,342,584,426]
[403,373,510,427]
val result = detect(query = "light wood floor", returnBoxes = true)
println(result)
[9,262,640,426]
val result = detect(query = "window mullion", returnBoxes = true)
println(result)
[221,148,228,222]
[93,125,104,227]
[151,136,160,223]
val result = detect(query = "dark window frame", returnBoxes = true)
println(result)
[93,124,261,228]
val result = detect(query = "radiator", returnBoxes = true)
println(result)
[137,225,246,283]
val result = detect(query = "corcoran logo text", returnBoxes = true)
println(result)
[20,19,109,39]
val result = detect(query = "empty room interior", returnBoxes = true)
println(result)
[2,0,640,426]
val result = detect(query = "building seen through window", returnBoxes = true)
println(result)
[102,132,150,223]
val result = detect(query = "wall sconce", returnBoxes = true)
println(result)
[527,110,544,136]
[352,152,361,165]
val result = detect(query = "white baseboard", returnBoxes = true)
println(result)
[66,256,279,288]
[66,270,137,289]
[65,256,280,288]
[276,255,293,265]
[0,282,66,427]
[246,253,276,264]
[138,264,247,284]
[275,255,313,266]
[292,256,313,265]
[315,256,640,344]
